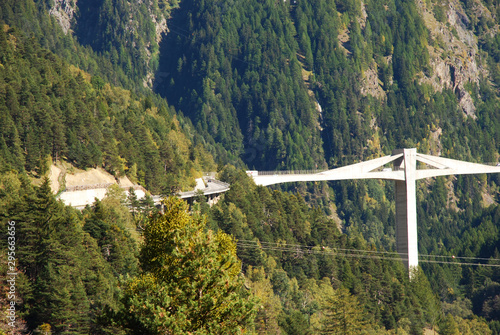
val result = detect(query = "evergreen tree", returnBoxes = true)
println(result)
[118,197,256,334]
[319,287,367,335]
[0,175,119,334]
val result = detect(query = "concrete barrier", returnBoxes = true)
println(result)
[58,185,146,209]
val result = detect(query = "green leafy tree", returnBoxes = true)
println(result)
[319,287,367,335]
[118,197,256,334]
[439,314,460,335]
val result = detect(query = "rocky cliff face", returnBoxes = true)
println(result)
[356,0,495,118]
[48,0,171,88]
[49,0,77,34]
[417,0,493,118]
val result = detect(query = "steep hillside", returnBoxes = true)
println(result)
[0,24,215,193]
[155,0,327,170]
[5,0,498,169]
[147,0,500,171]
[71,0,173,87]
[2,0,500,334]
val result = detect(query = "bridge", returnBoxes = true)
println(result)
[153,176,230,208]
[249,148,500,273]
[59,174,230,210]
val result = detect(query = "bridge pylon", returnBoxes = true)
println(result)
[251,148,500,274]
[393,149,418,270]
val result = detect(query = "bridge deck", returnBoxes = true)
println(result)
[248,149,500,275]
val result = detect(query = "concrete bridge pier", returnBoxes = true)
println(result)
[393,149,418,272]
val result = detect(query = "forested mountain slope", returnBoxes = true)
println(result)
[4,0,499,169]
[155,0,500,168]
[1,0,500,334]
[156,0,326,170]
[0,23,216,193]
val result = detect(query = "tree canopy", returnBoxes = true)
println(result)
[118,196,256,334]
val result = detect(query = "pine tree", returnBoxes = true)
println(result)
[439,314,460,335]
[320,287,367,335]
[127,187,140,218]
[119,197,256,334]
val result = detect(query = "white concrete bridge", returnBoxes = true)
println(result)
[250,149,500,272]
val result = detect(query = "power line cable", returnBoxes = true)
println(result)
[235,240,500,267]
[238,239,500,262]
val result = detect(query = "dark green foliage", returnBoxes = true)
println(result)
[82,199,139,277]
[1,0,500,333]
[0,0,133,89]
[0,26,215,193]
[156,0,325,170]
[74,0,167,83]
[210,167,440,332]
[0,174,123,334]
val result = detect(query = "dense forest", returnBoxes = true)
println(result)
[1,0,500,334]
[0,22,217,193]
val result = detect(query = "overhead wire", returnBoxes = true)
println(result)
[240,239,498,261]
[239,239,403,256]
[235,239,500,267]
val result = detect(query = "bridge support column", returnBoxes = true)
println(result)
[393,149,418,273]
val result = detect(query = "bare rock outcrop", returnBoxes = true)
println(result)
[360,66,386,99]
[417,0,492,118]
[48,0,77,34]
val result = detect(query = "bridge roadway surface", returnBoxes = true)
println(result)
[250,148,500,275]
[59,177,229,209]
[152,178,230,204]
